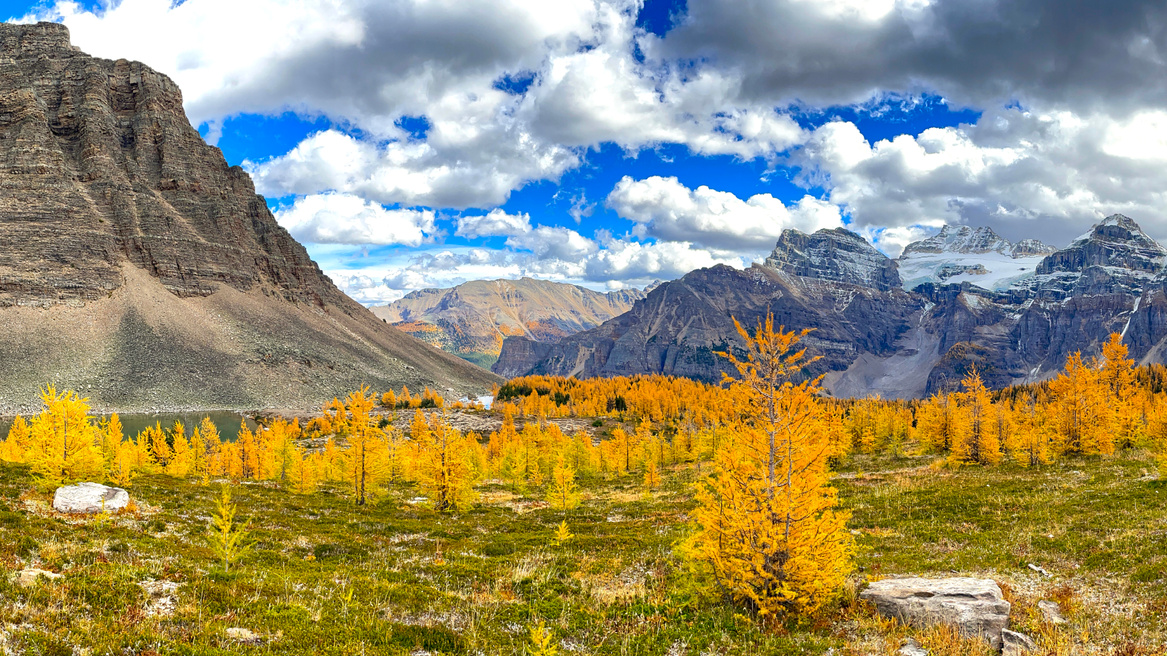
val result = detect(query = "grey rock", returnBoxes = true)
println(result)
[225,627,263,645]
[764,227,902,291]
[1002,629,1037,655]
[52,482,129,514]
[1038,599,1068,625]
[898,637,928,656]
[859,577,1010,647]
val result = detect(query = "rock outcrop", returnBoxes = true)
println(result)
[52,482,130,513]
[0,22,499,412]
[372,278,644,368]
[859,577,1011,647]
[764,227,902,291]
[496,215,1167,397]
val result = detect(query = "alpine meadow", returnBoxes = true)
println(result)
[6,2,1167,656]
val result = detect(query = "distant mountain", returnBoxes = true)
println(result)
[496,216,1167,398]
[0,23,499,413]
[896,225,1056,291]
[371,278,645,368]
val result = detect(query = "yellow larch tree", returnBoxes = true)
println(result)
[1007,398,1054,467]
[25,386,104,487]
[686,315,852,618]
[1048,352,1115,455]
[949,369,1002,466]
[341,385,393,505]
[166,421,194,478]
[412,413,478,512]
[547,456,580,515]
[1,415,31,462]
[1101,333,1144,449]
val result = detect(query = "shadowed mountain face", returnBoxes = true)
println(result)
[0,22,499,413]
[496,218,1167,398]
[371,278,645,368]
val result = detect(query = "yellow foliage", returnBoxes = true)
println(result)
[686,314,852,617]
[25,386,104,487]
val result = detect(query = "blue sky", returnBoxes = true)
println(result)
[10,0,1167,304]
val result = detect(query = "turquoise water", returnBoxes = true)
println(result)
[0,411,258,442]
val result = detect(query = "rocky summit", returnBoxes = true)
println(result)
[371,278,644,369]
[0,22,499,412]
[496,213,1167,397]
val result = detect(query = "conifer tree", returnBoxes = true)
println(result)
[25,386,104,487]
[0,415,30,462]
[342,386,392,505]
[950,369,1002,466]
[687,315,852,617]
[547,456,580,515]
[413,414,477,511]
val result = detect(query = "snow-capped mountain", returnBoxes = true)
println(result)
[497,214,1167,400]
[896,225,1056,291]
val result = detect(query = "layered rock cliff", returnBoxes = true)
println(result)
[371,278,644,368]
[0,22,499,412]
[496,215,1167,398]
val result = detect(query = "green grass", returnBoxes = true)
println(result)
[1,445,1165,654]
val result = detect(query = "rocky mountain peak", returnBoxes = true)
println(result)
[0,22,76,56]
[1037,214,1167,275]
[901,225,1013,257]
[1010,239,1057,257]
[764,227,901,291]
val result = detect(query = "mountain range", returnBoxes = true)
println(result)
[493,215,1167,398]
[0,22,499,413]
[370,278,645,368]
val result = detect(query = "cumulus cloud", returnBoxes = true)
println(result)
[796,107,1167,251]
[275,193,435,245]
[37,0,813,210]
[607,176,842,252]
[26,0,1167,293]
[658,0,1167,113]
[454,209,533,239]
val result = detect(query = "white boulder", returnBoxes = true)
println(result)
[860,577,1011,647]
[52,482,130,514]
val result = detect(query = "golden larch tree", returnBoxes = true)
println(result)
[412,414,478,512]
[25,386,104,487]
[686,315,852,617]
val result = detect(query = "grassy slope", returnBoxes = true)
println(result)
[1,445,1165,655]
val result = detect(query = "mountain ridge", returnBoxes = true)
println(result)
[371,277,645,368]
[494,214,1167,397]
[0,22,499,412]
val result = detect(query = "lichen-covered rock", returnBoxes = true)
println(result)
[859,577,1011,647]
[1002,629,1037,655]
[15,568,62,587]
[52,482,130,514]
[1038,599,1068,625]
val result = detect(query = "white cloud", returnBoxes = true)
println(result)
[607,175,842,252]
[582,238,743,282]
[275,193,434,245]
[797,108,1167,249]
[454,209,532,239]
[36,0,815,210]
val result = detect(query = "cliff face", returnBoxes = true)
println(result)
[371,278,644,368]
[496,216,1167,398]
[0,23,500,412]
[0,22,335,307]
